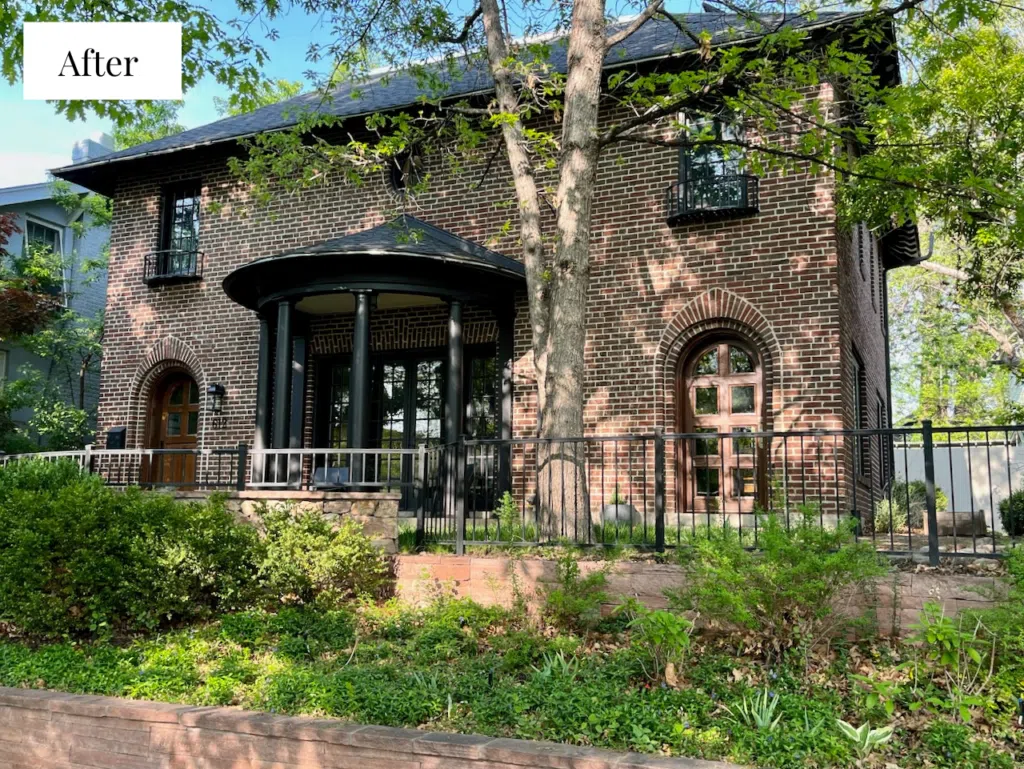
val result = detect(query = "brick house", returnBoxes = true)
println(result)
[51,12,923,530]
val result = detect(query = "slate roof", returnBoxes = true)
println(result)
[260,214,524,276]
[51,10,866,182]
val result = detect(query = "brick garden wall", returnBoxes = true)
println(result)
[395,555,1009,637]
[0,687,736,769]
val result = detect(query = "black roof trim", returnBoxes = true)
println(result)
[222,215,524,310]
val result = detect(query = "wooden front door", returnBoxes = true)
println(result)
[144,373,199,486]
[679,339,763,515]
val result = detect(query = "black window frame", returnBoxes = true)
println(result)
[669,112,759,223]
[313,343,498,450]
[153,181,202,281]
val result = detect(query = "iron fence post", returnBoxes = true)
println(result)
[654,431,666,552]
[922,419,940,566]
[416,444,427,551]
[455,438,467,555]
[236,443,248,491]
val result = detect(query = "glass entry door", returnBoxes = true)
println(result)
[315,348,498,508]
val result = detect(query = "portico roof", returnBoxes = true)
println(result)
[222,215,525,311]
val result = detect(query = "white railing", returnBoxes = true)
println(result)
[0,445,243,489]
[0,449,88,467]
[249,446,441,492]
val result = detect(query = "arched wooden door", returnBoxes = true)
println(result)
[678,338,764,515]
[144,372,199,486]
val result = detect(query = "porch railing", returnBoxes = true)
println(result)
[1,420,1021,561]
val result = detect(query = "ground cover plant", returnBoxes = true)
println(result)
[0,460,1020,768]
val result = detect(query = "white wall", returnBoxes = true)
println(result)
[896,438,1024,534]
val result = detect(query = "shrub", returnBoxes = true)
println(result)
[670,509,887,656]
[540,553,609,633]
[997,490,1024,537]
[874,480,948,534]
[622,601,693,680]
[0,460,261,636]
[258,505,390,608]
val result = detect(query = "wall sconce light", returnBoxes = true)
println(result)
[206,383,225,414]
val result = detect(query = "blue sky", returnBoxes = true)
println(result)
[0,1,342,186]
[0,0,699,187]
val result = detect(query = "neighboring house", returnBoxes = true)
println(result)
[0,135,112,432]
[51,14,923,521]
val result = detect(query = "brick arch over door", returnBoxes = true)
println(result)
[127,337,207,449]
[654,289,785,431]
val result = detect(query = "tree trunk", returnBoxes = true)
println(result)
[479,0,607,539]
[535,0,606,539]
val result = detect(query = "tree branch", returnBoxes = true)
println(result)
[919,260,1024,365]
[437,6,482,44]
[918,260,968,282]
[606,0,664,49]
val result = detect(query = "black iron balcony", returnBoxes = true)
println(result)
[144,250,204,285]
[666,174,760,224]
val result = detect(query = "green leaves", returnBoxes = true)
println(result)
[835,718,894,759]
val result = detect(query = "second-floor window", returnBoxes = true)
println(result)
[151,182,202,282]
[25,219,67,303]
[161,183,200,252]
[668,114,759,222]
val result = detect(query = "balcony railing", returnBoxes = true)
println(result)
[666,174,759,223]
[144,249,204,285]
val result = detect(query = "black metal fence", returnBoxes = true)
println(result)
[424,421,1023,562]
[2,421,1021,562]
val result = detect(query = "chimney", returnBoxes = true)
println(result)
[71,133,114,164]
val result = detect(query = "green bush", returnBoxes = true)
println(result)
[997,490,1024,536]
[874,480,948,534]
[0,460,261,636]
[670,509,887,656]
[540,553,609,633]
[622,601,693,680]
[257,505,390,608]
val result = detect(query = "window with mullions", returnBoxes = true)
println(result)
[25,220,66,300]
[668,113,758,221]
[467,355,499,439]
[159,183,201,276]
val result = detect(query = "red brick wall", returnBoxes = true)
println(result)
[97,84,863,461]
[837,221,892,518]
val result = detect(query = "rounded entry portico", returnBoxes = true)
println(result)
[222,216,524,494]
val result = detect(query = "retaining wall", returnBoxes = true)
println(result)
[0,687,736,769]
[395,554,1009,635]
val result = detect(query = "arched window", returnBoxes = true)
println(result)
[679,337,763,513]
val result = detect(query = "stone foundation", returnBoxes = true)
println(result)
[176,490,400,552]
[395,554,1009,636]
[0,688,735,769]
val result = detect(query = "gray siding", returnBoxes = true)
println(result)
[0,197,108,435]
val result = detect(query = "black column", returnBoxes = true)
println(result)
[348,291,373,450]
[445,299,464,441]
[497,305,515,495]
[272,300,293,451]
[446,299,465,548]
[253,314,272,484]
